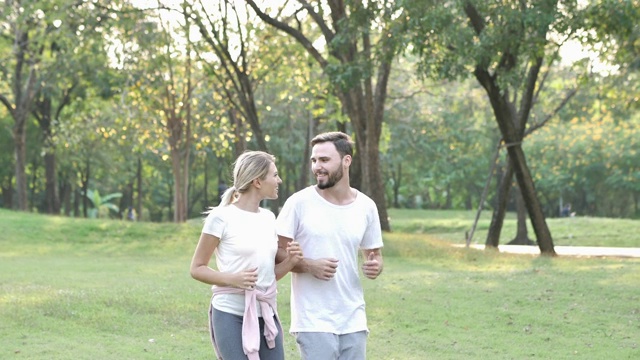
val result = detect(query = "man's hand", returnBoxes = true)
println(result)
[307,258,339,281]
[362,252,382,279]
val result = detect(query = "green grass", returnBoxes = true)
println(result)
[1,208,639,359]
[388,208,640,247]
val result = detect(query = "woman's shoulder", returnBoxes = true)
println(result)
[258,207,276,220]
[204,204,233,219]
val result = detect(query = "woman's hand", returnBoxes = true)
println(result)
[286,241,304,265]
[230,267,258,290]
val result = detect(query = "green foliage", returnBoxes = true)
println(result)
[581,0,640,70]
[403,0,581,82]
[525,92,640,217]
[0,0,638,223]
[85,189,122,218]
[382,59,497,210]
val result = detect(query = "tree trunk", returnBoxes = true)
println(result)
[2,28,39,212]
[171,149,187,223]
[507,184,535,245]
[13,120,28,211]
[506,144,555,254]
[81,159,90,218]
[1,181,14,209]
[339,67,391,231]
[73,186,81,217]
[486,160,513,248]
[61,179,71,216]
[231,109,246,158]
[365,132,390,231]
[474,68,555,255]
[298,111,316,190]
[181,39,193,222]
[34,87,69,215]
[203,156,209,209]
[136,157,143,220]
[43,153,60,214]
[392,163,401,208]
[29,157,39,209]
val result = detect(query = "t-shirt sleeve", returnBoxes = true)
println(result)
[202,208,225,238]
[361,199,384,250]
[276,197,297,239]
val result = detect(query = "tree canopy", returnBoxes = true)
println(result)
[0,0,637,240]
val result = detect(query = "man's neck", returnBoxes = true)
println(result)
[315,182,356,205]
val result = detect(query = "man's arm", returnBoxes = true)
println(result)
[277,235,339,280]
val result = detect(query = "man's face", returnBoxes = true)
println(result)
[311,142,346,189]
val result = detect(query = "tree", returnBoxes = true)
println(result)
[382,62,497,211]
[30,2,115,215]
[245,0,405,231]
[0,111,15,208]
[403,0,603,254]
[117,7,198,223]
[0,0,120,212]
[187,0,277,154]
[0,0,45,211]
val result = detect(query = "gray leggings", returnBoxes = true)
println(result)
[210,308,284,360]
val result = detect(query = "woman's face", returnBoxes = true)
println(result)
[259,162,282,200]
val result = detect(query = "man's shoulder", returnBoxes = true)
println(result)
[354,189,376,205]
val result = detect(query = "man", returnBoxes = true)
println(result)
[276,131,384,359]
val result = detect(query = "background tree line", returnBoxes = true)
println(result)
[1,0,638,247]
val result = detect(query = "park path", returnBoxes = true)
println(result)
[460,244,640,258]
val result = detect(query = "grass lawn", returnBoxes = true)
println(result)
[387,208,640,247]
[1,208,638,359]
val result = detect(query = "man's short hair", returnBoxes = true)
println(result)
[311,131,354,158]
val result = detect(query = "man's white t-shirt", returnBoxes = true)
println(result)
[276,186,383,334]
[202,204,278,317]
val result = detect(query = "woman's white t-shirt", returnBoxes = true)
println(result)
[202,204,278,317]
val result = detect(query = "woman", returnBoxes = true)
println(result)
[190,151,302,360]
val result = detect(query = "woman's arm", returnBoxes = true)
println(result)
[190,233,257,290]
[274,238,303,280]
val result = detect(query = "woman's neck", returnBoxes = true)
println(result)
[233,192,261,213]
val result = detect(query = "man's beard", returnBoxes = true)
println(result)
[317,165,343,189]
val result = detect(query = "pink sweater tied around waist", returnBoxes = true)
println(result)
[209,283,279,360]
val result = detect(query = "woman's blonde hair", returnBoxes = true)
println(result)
[218,151,276,207]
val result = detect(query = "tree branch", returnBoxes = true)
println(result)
[524,87,578,137]
[0,94,15,118]
[463,1,485,35]
[55,82,78,120]
[244,0,328,68]
[297,0,335,43]
[533,43,562,104]
[516,56,543,132]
